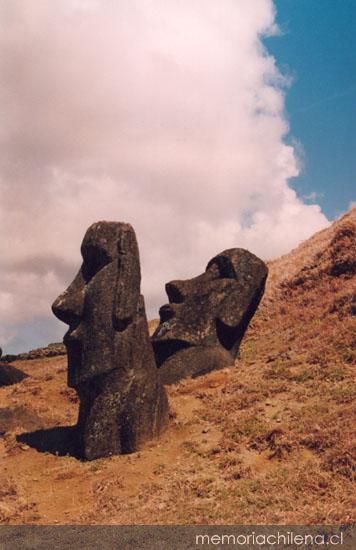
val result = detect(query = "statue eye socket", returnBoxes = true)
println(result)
[207,258,237,280]
[81,245,111,283]
[166,282,184,304]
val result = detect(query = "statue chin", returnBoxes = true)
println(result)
[158,345,234,385]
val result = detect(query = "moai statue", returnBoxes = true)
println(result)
[52,222,168,460]
[152,249,268,384]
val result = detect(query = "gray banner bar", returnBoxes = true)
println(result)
[0,525,354,550]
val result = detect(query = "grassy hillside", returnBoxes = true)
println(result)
[0,209,355,524]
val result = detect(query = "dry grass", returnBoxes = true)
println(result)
[0,209,355,525]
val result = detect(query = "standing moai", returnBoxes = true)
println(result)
[52,222,168,460]
[152,248,268,384]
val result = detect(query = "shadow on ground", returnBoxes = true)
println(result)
[17,426,81,459]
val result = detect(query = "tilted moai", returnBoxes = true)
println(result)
[52,222,168,460]
[152,248,268,384]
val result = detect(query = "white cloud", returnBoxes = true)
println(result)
[0,0,329,352]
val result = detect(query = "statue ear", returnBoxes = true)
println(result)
[217,289,248,328]
[113,253,141,329]
[217,276,266,329]
[113,229,141,328]
[216,285,265,352]
[210,249,268,328]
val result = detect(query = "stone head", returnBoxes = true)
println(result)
[152,248,268,374]
[52,221,141,387]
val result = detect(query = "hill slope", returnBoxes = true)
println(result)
[0,209,355,524]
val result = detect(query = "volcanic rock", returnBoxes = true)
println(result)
[52,221,168,460]
[152,248,268,384]
[1,342,66,363]
[0,363,28,386]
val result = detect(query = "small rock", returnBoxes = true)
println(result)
[314,424,321,431]
[210,447,221,455]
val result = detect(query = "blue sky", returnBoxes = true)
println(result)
[266,0,355,219]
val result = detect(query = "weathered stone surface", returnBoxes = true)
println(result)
[0,363,28,386]
[152,248,268,384]
[52,221,168,460]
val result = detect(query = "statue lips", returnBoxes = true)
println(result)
[152,269,232,349]
[151,299,211,367]
[153,304,194,344]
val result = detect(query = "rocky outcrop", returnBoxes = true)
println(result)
[52,221,169,460]
[152,248,268,384]
[1,343,66,363]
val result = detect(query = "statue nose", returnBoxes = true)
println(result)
[52,289,84,325]
[52,270,85,325]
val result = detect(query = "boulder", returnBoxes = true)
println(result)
[0,363,28,386]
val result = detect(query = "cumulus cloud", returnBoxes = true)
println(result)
[0,0,329,352]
